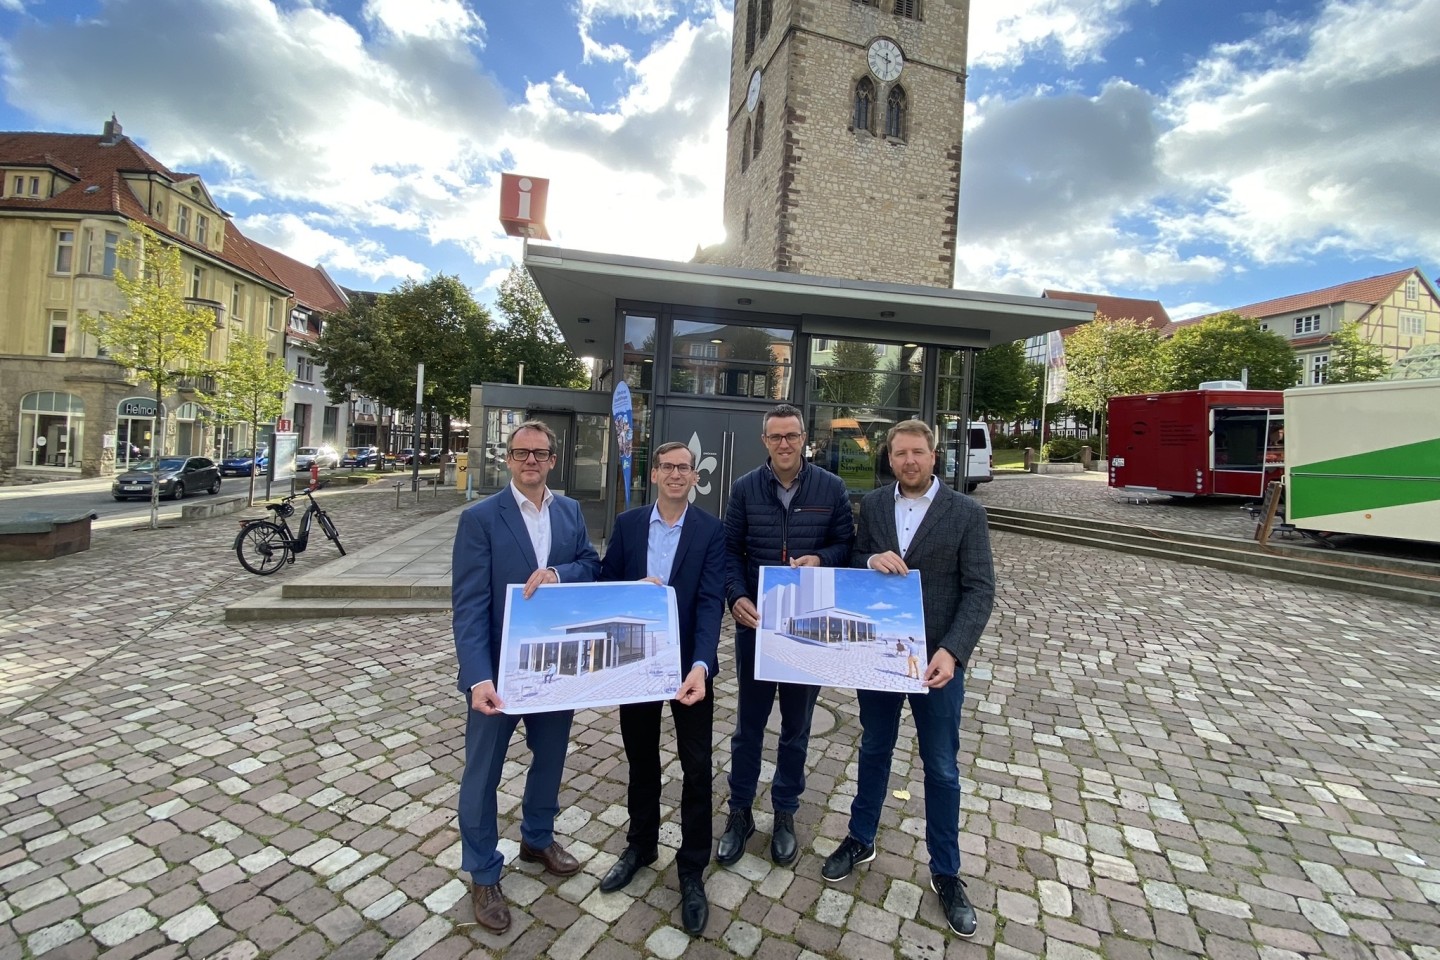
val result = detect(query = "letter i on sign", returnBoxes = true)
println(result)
[516,178,532,221]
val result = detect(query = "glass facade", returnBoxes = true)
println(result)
[806,338,923,496]
[670,319,794,400]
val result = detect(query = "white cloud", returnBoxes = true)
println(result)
[239,212,428,283]
[362,0,484,44]
[867,601,897,610]
[956,0,1440,298]
[969,0,1147,69]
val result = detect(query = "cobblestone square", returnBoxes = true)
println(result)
[2,477,1437,959]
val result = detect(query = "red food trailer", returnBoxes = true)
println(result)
[1108,386,1286,498]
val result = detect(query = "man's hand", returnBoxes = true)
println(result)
[641,576,663,586]
[470,680,506,714]
[732,597,759,629]
[921,648,958,689]
[522,567,559,598]
[675,665,708,705]
[867,551,909,575]
[789,554,821,568]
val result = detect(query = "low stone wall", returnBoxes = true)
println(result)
[0,511,97,561]
[1030,462,1086,474]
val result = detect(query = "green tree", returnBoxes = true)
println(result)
[1064,315,1164,455]
[207,332,294,505]
[813,340,878,410]
[971,341,1038,421]
[81,224,215,528]
[1326,321,1390,384]
[315,296,408,412]
[1156,312,1296,391]
[489,266,588,389]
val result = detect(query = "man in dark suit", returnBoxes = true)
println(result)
[452,420,601,934]
[597,441,725,936]
[819,419,995,939]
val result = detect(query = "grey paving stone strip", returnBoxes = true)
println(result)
[1,476,1438,960]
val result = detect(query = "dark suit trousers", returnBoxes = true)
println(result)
[728,626,819,814]
[619,680,713,880]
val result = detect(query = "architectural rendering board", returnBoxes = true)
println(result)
[497,582,682,715]
[755,567,928,694]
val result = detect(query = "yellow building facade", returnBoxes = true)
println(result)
[0,119,291,480]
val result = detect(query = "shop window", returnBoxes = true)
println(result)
[808,338,925,496]
[670,319,794,399]
[18,391,85,469]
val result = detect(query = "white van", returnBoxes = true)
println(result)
[942,422,993,493]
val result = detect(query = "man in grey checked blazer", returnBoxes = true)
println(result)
[819,419,996,939]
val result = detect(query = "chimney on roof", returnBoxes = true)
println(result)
[102,114,124,144]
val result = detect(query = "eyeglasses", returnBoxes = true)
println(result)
[656,462,694,475]
[763,432,804,445]
[508,449,554,463]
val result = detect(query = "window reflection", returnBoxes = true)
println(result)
[806,336,924,497]
[670,320,793,399]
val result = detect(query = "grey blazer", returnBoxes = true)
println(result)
[852,483,996,670]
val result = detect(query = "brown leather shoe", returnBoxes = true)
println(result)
[471,881,510,933]
[518,840,581,877]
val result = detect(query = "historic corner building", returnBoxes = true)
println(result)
[471,0,1095,541]
[0,119,349,482]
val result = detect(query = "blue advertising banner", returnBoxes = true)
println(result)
[613,382,634,509]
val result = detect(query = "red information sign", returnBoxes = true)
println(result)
[499,174,551,240]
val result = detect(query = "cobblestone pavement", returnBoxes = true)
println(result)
[977,472,1262,539]
[3,479,1440,960]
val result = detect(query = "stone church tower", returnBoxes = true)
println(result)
[710,0,970,288]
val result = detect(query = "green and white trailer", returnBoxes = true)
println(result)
[1284,379,1440,544]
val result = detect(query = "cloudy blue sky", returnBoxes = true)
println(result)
[1,0,1436,320]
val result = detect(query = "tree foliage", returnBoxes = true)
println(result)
[1064,315,1163,414]
[1156,312,1296,391]
[1326,321,1390,384]
[81,223,215,527]
[206,332,294,505]
[971,341,1038,420]
[813,340,879,410]
[488,266,588,389]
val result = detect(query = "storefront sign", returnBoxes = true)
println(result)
[118,396,161,418]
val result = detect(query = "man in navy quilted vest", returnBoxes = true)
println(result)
[717,403,853,868]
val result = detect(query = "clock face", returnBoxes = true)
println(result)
[746,69,762,112]
[867,38,903,82]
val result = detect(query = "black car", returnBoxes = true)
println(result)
[112,456,222,501]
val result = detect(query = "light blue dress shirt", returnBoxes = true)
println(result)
[648,505,707,678]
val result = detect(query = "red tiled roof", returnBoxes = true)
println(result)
[1041,289,1171,339]
[254,240,349,315]
[0,128,287,292]
[1178,267,1419,326]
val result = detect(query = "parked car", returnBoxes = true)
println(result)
[112,456,222,501]
[397,447,425,465]
[341,446,379,467]
[296,445,340,470]
[220,449,269,476]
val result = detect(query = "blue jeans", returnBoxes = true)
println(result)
[847,671,966,877]
[728,626,819,814]
[458,705,573,885]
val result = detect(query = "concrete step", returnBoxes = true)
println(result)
[986,507,1440,607]
[224,586,451,622]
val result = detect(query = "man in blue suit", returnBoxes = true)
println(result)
[452,420,601,934]
[597,440,725,936]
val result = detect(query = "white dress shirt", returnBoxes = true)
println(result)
[510,481,554,569]
[893,475,939,556]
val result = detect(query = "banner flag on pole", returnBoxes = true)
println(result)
[612,382,634,510]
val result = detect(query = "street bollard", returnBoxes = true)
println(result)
[1023,447,1033,470]
[394,480,403,509]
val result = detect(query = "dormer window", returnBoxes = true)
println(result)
[177,205,190,237]
[196,214,210,247]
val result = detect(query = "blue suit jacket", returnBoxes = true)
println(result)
[452,488,601,693]
[600,504,726,677]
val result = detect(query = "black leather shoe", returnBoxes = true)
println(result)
[715,808,754,866]
[680,875,709,936]
[821,835,875,882]
[600,846,656,893]
[931,874,977,938]
[771,811,797,865]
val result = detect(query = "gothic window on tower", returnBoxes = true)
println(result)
[745,0,757,61]
[885,85,908,140]
[759,0,772,37]
[742,120,752,172]
[853,77,875,134]
[894,0,921,19]
[753,102,765,157]
[743,208,752,243]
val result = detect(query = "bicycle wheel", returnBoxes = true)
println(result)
[317,511,346,556]
[235,521,292,575]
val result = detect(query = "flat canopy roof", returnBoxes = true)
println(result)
[524,244,1095,353]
